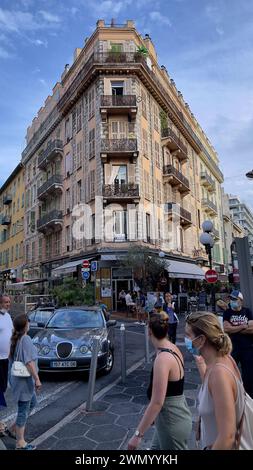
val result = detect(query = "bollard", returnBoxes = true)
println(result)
[120,323,126,384]
[144,323,150,363]
[86,336,100,411]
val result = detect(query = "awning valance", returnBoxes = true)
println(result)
[165,260,205,280]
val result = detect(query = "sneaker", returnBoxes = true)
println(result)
[16,443,36,450]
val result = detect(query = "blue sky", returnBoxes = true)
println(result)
[0,0,253,208]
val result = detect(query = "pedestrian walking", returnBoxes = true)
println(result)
[185,312,246,449]
[223,290,253,398]
[0,295,13,437]
[9,314,42,450]
[163,292,179,344]
[128,311,192,450]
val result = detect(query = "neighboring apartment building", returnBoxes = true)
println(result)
[229,194,253,266]
[0,163,25,288]
[222,190,244,274]
[21,19,224,308]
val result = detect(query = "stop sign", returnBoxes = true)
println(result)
[82,260,90,268]
[205,269,218,283]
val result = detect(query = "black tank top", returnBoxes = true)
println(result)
[147,348,185,400]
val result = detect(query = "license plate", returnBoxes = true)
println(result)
[51,361,77,368]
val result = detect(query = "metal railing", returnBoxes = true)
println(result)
[101,95,137,107]
[38,140,63,168]
[165,203,192,222]
[163,164,190,189]
[37,174,63,198]
[200,172,215,188]
[3,194,12,205]
[101,138,137,153]
[37,210,63,230]
[103,183,139,198]
[201,198,217,213]
[161,128,188,157]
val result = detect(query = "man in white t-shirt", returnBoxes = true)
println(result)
[0,295,13,435]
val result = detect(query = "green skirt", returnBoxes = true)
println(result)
[151,395,192,450]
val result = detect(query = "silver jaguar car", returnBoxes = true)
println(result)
[29,306,116,374]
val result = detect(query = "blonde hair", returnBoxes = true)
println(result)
[186,312,232,356]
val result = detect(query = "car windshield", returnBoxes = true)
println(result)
[46,309,104,329]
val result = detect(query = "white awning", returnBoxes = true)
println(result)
[165,260,205,280]
[52,257,96,276]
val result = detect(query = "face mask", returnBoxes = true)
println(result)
[230,300,239,310]
[184,336,202,356]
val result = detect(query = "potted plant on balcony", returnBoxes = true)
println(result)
[106,45,126,63]
[134,45,148,62]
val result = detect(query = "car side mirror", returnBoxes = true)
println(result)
[37,322,46,328]
[106,320,117,327]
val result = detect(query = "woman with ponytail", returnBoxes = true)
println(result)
[128,311,192,450]
[9,314,41,450]
[185,312,245,450]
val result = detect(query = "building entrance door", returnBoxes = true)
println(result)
[112,279,132,311]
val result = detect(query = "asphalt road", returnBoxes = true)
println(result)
[1,322,151,442]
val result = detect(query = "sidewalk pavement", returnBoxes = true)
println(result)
[1,320,201,451]
[33,329,201,450]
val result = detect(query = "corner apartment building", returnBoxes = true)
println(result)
[229,194,253,266]
[21,19,224,308]
[0,163,25,288]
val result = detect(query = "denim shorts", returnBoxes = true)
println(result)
[16,394,37,428]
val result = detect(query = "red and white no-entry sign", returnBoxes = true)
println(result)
[82,260,90,268]
[205,269,218,283]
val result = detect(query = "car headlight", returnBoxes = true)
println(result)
[79,345,89,355]
[39,345,50,356]
[34,343,41,353]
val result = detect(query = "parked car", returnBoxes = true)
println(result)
[30,306,116,374]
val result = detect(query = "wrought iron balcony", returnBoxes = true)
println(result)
[200,172,215,192]
[163,165,190,193]
[100,95,137,119]
[161,128,188,161]
[3,194,12,205]
[37,210,63,233]
[38,140,63,170]
[101,138,138,162]
[165,202,192,226]
[37,174,63,200]
[103,183,140,201]
[201,198,218,215]
[1,215,11,225]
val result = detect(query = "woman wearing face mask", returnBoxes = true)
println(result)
[185,312,245,450]
[128,311,192,450]
[9,314,42,450]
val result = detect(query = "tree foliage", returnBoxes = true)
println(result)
[122,246,167,291]
[51,278,94,306]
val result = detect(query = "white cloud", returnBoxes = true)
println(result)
[216,26,224,36]
[149,11,172,26]
[38,11,61,23]
[0,8,39,33]
[89,0,133,17]
[70,7,79,16]
[32,67,41,74]
[31,38,48,47]
[38,78,47,87]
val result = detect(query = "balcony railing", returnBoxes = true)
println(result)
[200,172,215,191]
[101,138,137,153]
[37,175,63,199]
[103,183,139,199]
[1,215,11,225]
[3,194,12,205]
[101,95,137,107]
[38,140,63,169]
[201,198,218,214]
[163,165,190,192]
[161,128,188,160]
[37,210,63,232]
[165,203,192,225]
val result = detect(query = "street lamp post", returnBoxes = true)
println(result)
[159,251,166,293]
[200,221,216,313]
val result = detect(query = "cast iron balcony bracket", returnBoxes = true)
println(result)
[37,174,63,199]
[38,140,63,169]
[163,164,190,191]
